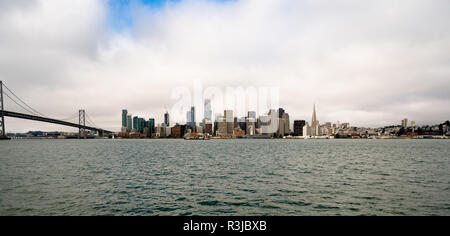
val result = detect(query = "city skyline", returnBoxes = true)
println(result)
[8,102,449,139]
[1,0,450,132]
[111,103,448,140]
[2,94,447,134]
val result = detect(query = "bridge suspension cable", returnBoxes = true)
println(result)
[85,112,98,127]
[3,90,41,116]
[0,81,112,136]
[2,82,47,118]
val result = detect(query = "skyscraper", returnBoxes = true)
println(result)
[164,112,170,127]
[205,121,213,135]
[277,109,290,137]
[278,108,285,118]
[267,109,279,135]
[138,118,145,133]
[246,111,256,136]
[148,118,155,136]
[248,111,256,119]
[311,104,319,136]
[294,120,306,136]
[402,118,408,128]
[217,115,227,136]
[187,110,192,126]
[133,116,138,131]
[126,114,132,132]
[224,110,233,135]
[204,99,212,121]
[191,106,196,127]
[122,109,127,128]
[188,106,196,129]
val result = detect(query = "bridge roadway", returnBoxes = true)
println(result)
[0,110,113,134]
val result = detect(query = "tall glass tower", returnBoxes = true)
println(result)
[126,114,132,132]
[190,106,196,128]
[148,118,155,135]
[133,116,138,131]
[164,112,170,127]
[204,99,212,121]
[122,109,127,127]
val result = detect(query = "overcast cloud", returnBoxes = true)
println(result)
[1,0,449,132]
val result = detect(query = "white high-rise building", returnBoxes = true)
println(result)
[402,118,408,128]
[303,122,311,137]
[246,117,256,135]
[224,110,233,122]
[224,110,234,135]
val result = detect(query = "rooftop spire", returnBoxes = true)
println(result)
[312,104,317,126]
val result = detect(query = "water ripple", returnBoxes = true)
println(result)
[0,139,449,216]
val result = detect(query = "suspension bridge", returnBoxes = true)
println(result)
[0,80,113,139]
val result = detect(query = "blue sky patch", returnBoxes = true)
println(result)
[107,0,235,32]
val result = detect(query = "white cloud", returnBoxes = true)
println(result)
[1,0,449,132]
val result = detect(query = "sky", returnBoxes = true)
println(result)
[1,0,450,132]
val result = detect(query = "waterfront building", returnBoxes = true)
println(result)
[165,127,171,137]
[126,114,132,132]
[303,122,311,137]
[267,109,279,136]
[402,118,409,128]
[187,110,192,126]
[158,125,166,137]
[204,99,212,121]
[133,116,139,132]
[199,120,205,133]
[278,112,290,137]
[138,118,145,133]
[311,104,321,136]
[205,121,213,135]
[191,106,196,128]
[164,112,170,127]
[341,123,350,129]
[224,110,233,122]
[248,111,256,119]
[238,117,246,134]
[216,115,227,136]
[246,117,256,135]
[225,110,234,135]
[294,120,306,136]
[171,125,182,138]
[122,109,127,128]
[187,106,196,129]
[260,115,270,135]
[148,118,155,136]
[196,125,203,134]
[278,108,285,118]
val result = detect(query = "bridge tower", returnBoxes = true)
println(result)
[0,81,5,138]
[79,109,86,139]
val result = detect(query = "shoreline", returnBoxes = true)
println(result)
[4,136,449,140]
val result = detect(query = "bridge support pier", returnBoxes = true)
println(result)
[0,80,6,139]
[78,109,86,139]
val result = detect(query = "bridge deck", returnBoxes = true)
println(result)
[0,110,113,134]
